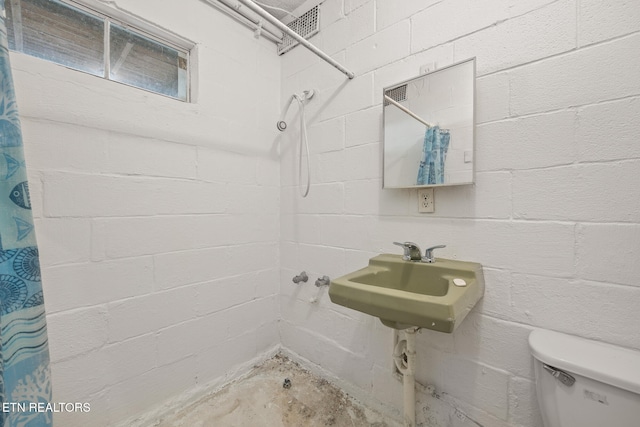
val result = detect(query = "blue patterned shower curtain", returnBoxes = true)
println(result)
[416,126,450,185]
[0,2,53,426]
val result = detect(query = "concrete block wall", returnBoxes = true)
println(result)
[9,0,640,425]
[11,0,281,425]
[280,0,640,426]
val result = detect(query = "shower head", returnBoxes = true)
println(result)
[276,89,315,132]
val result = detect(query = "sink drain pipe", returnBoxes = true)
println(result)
[393,327,419,426]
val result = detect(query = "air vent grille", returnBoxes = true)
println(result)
[277,5,320,55]
[384,85,407,105]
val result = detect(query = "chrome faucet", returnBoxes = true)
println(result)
[393,241,422,261]
[422,245,446,263]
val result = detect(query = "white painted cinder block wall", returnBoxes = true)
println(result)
[280,0,640,426]
[9,0,640,425]
[11,1,281,426]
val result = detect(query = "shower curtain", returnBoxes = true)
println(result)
[416,126,450,185]
[0,2,53,426]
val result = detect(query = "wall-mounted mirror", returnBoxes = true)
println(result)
[383,58,475,188]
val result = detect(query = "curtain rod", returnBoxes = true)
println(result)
[235,0,355,79]
[384,95,433,128]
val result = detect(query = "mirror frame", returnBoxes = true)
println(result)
[382,57,476,189]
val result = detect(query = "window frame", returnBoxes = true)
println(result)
[7,0,195,102]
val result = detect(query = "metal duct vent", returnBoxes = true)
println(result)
[384,85,407,105]
[277,5,320,55]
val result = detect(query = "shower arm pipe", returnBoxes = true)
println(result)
[384,95,433,128]
[205,0,283,43]
[235,0,355,79]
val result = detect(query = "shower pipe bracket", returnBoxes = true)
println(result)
[234,0,355,79]
[254,20,263,38]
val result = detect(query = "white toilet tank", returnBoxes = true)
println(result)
[529,329,640,427]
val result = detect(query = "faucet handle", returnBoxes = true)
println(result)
[422,245,446,263]
[393,241,422,261]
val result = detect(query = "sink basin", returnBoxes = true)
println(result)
[328,254,484,332]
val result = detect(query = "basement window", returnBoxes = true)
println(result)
[4,0,191,101]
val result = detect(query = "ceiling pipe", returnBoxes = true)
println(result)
[235,0,355,79]
[204,0,283,43]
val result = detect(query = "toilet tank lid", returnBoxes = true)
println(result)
[529,329,640,395]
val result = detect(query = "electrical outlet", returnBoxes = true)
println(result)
[418,188,435,213]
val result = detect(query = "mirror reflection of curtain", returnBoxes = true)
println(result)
[0,2,53,425]
[417,126,450,185]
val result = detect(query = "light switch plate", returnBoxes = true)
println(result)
[464,150,473,163]
[418,188,435,213]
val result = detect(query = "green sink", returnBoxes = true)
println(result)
[328,254,484,332]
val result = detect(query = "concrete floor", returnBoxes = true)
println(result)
[152,354,400,427]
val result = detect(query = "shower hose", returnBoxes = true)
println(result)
[277,91,312,198]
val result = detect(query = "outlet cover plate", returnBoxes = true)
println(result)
[418,188,435,213]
